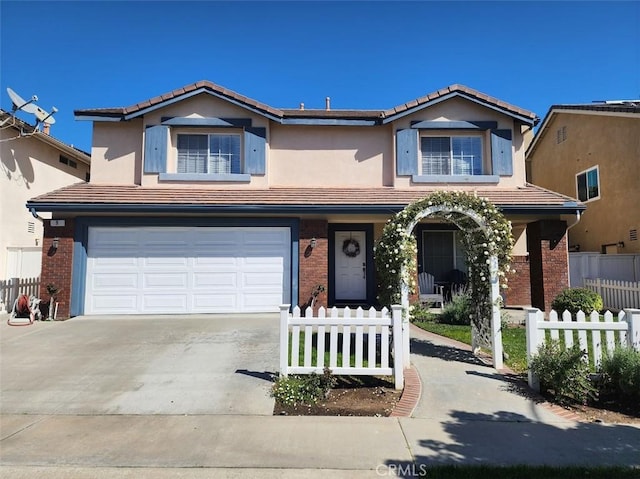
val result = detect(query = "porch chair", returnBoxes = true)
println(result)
[418,272,444,308]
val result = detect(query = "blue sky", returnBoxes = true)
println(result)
[1,1,638,152]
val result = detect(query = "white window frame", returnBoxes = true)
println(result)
[419,133,486,176]
[576,165,600,203]
[175,131,243,175]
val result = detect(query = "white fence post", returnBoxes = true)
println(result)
[525,307,542,391]
[623,308,640,351]
[279,304,291,377]
[391,305,404,390]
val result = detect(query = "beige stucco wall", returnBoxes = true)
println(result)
[0,129,89,280]
[269,124,393,187]
[91,120,143,184]
[528,113,640,253]
[87,93,530,191]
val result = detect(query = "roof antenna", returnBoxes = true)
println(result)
[2,87,57,134]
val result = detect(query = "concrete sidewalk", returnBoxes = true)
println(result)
[1,317,639,478]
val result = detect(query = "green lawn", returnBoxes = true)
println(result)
[289,332,387,368]
[413,319,528,373]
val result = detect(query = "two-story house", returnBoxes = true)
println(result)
[1,109,90,309]
[527,102,640,256]
[27,81,583,318]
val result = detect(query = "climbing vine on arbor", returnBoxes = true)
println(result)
[374,191,514,344]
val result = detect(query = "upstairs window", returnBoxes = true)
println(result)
[177,134,241,174]
[421,136,483,175]
[576,166,599,202]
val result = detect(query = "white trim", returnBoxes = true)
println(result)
[575,165,600,203]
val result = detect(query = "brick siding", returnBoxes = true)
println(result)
[298,219,328,310]
[527,220,569,311]
[40,219,75,319]
[503,255,531,307]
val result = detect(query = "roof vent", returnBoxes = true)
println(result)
[299,102,304,110]
[325,97,331,111]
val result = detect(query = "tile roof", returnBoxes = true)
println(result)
[28,183,582,213]
[0,110,91,163]
[381,84,537,122]
[74,80,537,124]
[550,102,640,114]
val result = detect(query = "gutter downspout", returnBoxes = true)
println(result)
[29,207,44,223]
[566,209,582,286]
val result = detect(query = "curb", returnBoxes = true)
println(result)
[389,366,421,417]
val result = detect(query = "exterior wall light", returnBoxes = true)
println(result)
[52,237,60,250]
[310,238,317,249]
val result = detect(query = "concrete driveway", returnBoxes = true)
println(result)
[0,314,279,415]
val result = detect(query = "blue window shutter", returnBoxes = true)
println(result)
[396,129,418,176]
[244,127,266,175]
[144,125,168,173]
[491,129,513,176]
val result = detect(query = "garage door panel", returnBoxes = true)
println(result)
[192,294,237,310]
[92,273,138,289]
[143,256,190,267]
[85,226,289,314]
[241,294,281,311]
[244,230,288,245]
[192,256,238,267]
[242,272,282,287]
[92,256,138,267]
[89,229,139,250]
[91,294,138,313]
[143,273,188,288]
[192,272,237,288]
[142,294,188,312]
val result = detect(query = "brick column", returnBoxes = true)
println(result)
[503,255,531,307]
[299,219,328,311]
[527,220,569,312]
[40,219,75,319]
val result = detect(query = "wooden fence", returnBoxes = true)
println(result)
[0,277,40,312]
[584,278,640,310]
[525,308,640,391]
[279,304,404,389]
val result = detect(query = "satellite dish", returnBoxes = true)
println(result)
[6,87,56,125]
[7,87,38,114]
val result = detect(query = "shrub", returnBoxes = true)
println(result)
[438,291,472,325]
[598,347,640,401]
[551,288,603,315]
[270,368,336,406]
[530,341,595,405]
[410,303,435,322]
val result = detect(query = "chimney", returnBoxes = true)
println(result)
[299,102,304,110]
[43,123,50,135]
[325,97,331,111]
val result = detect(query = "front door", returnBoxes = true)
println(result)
[334,231,367,301]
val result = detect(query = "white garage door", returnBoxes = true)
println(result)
[84,226,290,315]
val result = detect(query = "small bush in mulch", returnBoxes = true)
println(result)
[597,346,640,401]
[530,341,596,406]
[272,375,401,417]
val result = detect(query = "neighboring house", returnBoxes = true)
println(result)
[27,81,584,319]
[0,110,90,302]
[526,102,640,255]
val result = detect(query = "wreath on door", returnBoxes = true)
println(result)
[342,238,361,257]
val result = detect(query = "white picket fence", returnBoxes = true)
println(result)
[525,308,640,390]
[0,277,40,312]
[279,304,404,390]
[584,278,640,310]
